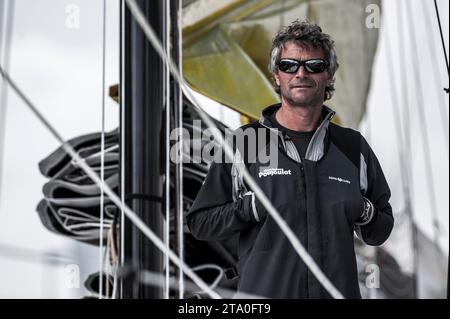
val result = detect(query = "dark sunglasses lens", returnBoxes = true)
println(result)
[278,60,299,73]
[305,60,327,73]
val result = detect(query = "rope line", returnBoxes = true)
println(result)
[98,0,107,300]
[125,0,344,299]
[0,64,222,299]
[433,0,449,78]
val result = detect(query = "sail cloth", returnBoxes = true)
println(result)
[182,0,380,128]
[36,130,119,246]
[415,228,448,298]
[36,199,117,246]
[38,129,119,183]
[34,100,237,265]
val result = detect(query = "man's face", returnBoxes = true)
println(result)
[274,41,331,108]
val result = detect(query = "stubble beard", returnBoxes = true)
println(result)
[281,87,322,109]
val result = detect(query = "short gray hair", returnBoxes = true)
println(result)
[268,20,339,101]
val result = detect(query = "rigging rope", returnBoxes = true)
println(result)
[163,0,171,300]
[0,0,15,214]
[175,0,185,299]
[191,264,224,292]
[119,0,128,299]
[98,0,107,300]
[125,0,344,299]
[420,0,449,158]
[0,64,222,299]
[433,0,449,82]
[138,269,266,299]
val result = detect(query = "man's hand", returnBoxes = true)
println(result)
[241,191,267,223]
[355,197,375,226]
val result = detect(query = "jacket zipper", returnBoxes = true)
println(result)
[297,161,309,298]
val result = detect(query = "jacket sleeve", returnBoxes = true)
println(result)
[355,136,394,246]
[186,161,255,241]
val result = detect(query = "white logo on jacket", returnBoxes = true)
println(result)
[259,168,292,178]
[328,176,351,184]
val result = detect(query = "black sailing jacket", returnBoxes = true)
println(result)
[186,104,394,299]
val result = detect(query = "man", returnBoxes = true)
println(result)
[186,20,394,299]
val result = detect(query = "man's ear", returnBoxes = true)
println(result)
[326,74,335,87]
[274,73,280,86]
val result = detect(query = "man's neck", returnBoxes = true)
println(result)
[275,100,323,133]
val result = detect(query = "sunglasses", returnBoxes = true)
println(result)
[277,58,329,74]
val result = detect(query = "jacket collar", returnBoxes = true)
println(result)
[258,103,336,162]
[259,103,335,129]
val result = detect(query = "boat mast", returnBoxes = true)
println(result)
[120,0,167,298]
